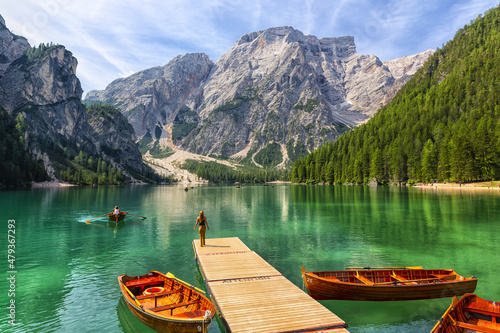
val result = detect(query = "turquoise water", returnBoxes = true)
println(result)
[1,185,499,332]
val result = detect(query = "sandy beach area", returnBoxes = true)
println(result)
[413,180,500,191]
[31,181,76,188]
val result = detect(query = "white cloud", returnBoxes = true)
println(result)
[1,0,499,92]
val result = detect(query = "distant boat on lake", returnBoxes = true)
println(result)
[107,211,126,222]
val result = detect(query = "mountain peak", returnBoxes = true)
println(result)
[86,26,433,164]
[235,26,356,59]
[237,26,300,45]
[0,14,30,76]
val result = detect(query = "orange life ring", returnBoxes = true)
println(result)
[143,286,164,296]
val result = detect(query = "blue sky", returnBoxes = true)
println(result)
[2,0,498,94]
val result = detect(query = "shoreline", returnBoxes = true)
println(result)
[31,181,76,188]
[413,181,500,190]
[28,180,500,190]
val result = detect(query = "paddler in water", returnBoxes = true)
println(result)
[194,210,209,247]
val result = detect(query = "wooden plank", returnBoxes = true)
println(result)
[151,300,200,313]
[136,290,181,300]
[197,251,281,281]
[194,237,349,333]
[455,321,500,333]
[208,276,346,333]
[194,237,251,256]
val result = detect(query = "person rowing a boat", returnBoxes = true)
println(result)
[113,206,120,216]
[194,210,209,247]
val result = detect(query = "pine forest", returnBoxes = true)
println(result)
[292,7,500,185]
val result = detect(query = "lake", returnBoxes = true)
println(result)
[1,184,499,333]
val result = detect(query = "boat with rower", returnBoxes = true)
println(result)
[301,266,477,301]
[118,270,215,333]
[108,211,126,222]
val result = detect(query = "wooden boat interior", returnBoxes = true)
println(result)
[447,294,500,332]
[313,269,464,285]
[454,295,500,332]
[122,273,211,319]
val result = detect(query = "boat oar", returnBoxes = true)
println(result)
[126,212,147,219]
[344,266,423,270]
[85,214,107,223]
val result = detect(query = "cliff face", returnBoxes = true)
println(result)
[86,53,214,138]
[0,46,85,139]
[84,105,143,172]
[87,26,434,164]
[0,15,29,77]
[0,15,144,181]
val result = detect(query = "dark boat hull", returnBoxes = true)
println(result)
[108,212,126,222]
[302,267,477,301]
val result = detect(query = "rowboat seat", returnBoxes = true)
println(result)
[136,290,181,300]
[151,300,201,313]
[325,275,341,282]
[176,310,207,319]
[454,320,500,333]
[125,276,163,289]
[465,306,500,318]
[391,272,417,285]
[466,301,500,316]
[431,274,456,281]
[354,272,374,285]
[472,318,500,328]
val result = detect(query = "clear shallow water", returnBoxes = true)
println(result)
[1,185,499,333]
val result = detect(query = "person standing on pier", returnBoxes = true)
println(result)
[194,210,209,247]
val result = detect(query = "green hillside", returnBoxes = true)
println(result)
[292,6,500,184]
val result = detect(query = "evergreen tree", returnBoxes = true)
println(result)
[292,5,500,184]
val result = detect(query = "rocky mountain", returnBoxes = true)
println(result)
[0,15,29,77]
[86,26,434,166]
[0,14,144,183]
[86,53,213,140]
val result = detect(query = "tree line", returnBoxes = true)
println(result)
[292,6,500,184]
[58,150,126,185]
[183,159,289,183]
[0,105,48,187]
[25,42,59,62]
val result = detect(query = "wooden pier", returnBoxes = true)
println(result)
[193,237,349,333]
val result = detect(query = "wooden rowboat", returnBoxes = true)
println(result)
[431,293,500,332]
[301,266,477,301]
[107,211,126,222]
[118,270,215,333]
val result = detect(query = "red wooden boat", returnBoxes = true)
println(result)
[107,211,126,222]
[301,266,477,301]
[431,293,500,332]
[118,270,215,333]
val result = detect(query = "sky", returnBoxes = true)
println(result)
[1,0,499,95]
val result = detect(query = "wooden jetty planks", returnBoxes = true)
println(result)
[193,237,349,333]
[193,237,251,254]
[208,276,346,333]
[198,251,282,281]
